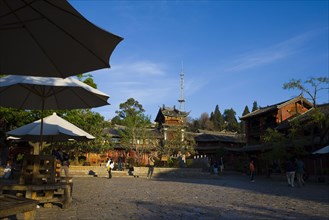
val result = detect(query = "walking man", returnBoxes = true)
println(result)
[285,158,296,187]
[249,160,255,182]
[147,155,155,179]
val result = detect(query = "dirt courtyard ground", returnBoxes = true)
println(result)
[20,172,329,219]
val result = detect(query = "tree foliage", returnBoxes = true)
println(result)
[210,105,224,131]
[242,105,250,116]
[240,105,250,134]
[252,101,259,112]
[115,98,145,120]
[62,109,112,154]
[223,108,240,132]
[115,98,151,165]
[76,74,97,89]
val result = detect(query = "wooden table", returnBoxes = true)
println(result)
[0,194,38,220]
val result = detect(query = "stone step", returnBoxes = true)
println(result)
[65,166,206,178]
[68,167,129,178]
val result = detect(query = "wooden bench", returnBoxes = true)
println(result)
[0,178,73,209]
[0,194,38,220]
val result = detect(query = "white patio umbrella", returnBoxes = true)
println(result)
[0,75,109,110]
[7,112,95,142]
[0,75,109,151]
[312,145,329,155]
[0,0,123,78]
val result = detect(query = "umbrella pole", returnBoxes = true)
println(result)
[38,99,45,155]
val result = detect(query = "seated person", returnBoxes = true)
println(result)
[3,161,12,179]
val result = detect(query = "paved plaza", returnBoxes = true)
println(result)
[19,172,329,220]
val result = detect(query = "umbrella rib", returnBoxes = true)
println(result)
[32,0,110,67]
[0,0,39,30]
[43,0,120,66]
[0,17,47,30]
[5,0,65,77]
[63,87,92,109]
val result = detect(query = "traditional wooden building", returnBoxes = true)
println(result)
[194,130,245,155]
[154,105,189,142]
[154,105,193,164]
[238,95,329,177]
[87,125,161,166]
[240,95,313,145]
[276,103,329,149]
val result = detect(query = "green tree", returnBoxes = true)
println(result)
[252,101,259,112]
[76,74,97,89]
[110,115,122,125]
[56,109,112,157]
[116,98,145,119]
[242,105,250,116]
[210,105,224,131]
[115,98,151,165]
[223,108,240,132]
[0,108,35,131]
[162,127,184,156]
[240,105,250,134]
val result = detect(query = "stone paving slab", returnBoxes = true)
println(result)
[15,172,329,220]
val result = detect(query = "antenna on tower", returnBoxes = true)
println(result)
[178,62,185,111]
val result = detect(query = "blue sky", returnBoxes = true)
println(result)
[69,0,328,122]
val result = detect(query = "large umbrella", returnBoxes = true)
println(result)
[0,0,123,78]
[7,112,95,142]
[312,145,329,155]
[0,75,109,151]
[0,75,109,110]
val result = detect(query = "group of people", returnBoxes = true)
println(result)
[105,154,156,179]
[248,158,305,187]
[52,148,70,177]
[285,158,305,188]
[211,157,224,175]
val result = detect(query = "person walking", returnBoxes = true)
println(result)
[285,158,296,187]
[147,155,155,179]
[213,160,219,175]
[295,158,305,187]
[118,154,124,171]
[220,157,224,173]
[106,158,114,179]
[249,160,255,182]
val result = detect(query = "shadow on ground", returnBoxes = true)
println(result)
[153,170,329,205]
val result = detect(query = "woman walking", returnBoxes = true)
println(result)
[106,158,114,179]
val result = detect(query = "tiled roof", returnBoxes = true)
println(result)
[240,95,313,120]
[160,106,189,117]
[104,125,162,138]
[195,130,245,144]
